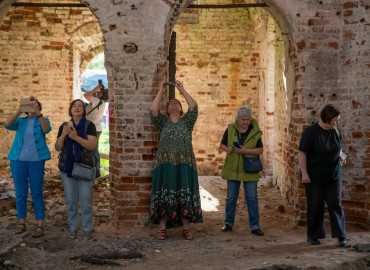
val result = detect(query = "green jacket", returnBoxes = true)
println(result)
[221,118,262,182]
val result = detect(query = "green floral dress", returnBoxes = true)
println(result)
[149,105,203,227]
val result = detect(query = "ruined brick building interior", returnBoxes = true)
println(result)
[0,0,368,229]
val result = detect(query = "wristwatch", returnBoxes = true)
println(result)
[37,114,43,118]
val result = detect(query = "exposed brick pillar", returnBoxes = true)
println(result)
[97,0,192,228]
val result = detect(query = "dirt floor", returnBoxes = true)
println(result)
[0,169,369,270]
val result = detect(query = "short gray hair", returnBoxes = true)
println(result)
[237,106,252,118]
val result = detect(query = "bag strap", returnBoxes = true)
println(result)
[86,99,102,116]
[334,125,341,139]
[234,129,243,145]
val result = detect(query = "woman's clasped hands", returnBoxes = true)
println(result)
[61,124,78,140]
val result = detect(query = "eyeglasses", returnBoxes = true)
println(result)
[169,101,179,105]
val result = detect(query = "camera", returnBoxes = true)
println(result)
[164,81,175,86]
[98,79,105,90]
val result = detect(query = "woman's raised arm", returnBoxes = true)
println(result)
[150,80,166,117]
[174,81,196,111]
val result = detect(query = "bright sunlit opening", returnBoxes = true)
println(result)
[199,185,220,212]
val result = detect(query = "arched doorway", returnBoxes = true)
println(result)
[161,0,302,224]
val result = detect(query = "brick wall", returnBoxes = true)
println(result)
[173,1,270,175]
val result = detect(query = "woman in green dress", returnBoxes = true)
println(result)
[149,80,203,240]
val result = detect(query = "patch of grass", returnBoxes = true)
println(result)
[99,128,109,177]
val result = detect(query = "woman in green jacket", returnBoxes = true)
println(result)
[219,106,264,236]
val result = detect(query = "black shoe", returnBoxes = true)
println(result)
[338,237,347,247]
[251,228,264,236]
[221,224,232,232]
[307,237,321,245]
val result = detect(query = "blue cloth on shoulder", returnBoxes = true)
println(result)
[65,117,87,177]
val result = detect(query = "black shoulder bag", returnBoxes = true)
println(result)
[235,129,263,173]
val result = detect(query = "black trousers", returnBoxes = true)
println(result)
[304,180,346,239]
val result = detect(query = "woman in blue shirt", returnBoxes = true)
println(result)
[4,97,52,238]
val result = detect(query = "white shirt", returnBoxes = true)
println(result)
[86,96,106,132]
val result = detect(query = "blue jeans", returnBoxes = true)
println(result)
[95,131,102,177]
[10,160,45,220]
[224,180,260,231]
[61,172,94,232]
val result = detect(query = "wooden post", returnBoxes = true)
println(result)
[168,31,176,100]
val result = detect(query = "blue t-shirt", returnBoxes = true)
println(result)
[18,118,40,161]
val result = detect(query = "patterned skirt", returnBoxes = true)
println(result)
[148,162,203,228]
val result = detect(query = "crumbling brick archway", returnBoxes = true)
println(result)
[105,0,369,229]
[1,0,368,229]
[157,0,303,225]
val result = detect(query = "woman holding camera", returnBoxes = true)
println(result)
[4,97,52,237]
[219,106,264,236]
[55,99,97,240]
[149,80,203,240]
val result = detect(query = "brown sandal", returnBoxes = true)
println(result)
[32,226,44,238]
[183,229,193,240]
[157,229,166,240]
[15,223,26,234]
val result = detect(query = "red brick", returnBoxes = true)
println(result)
[116,184,139,191]
[343,2,358,9]
[344,10,353,16]
[343,33,355,39]
[121,177,133,183]
[355,185,366,193]
[297,41,306,50]
[329,42,338,49]
[136,192,151,198]
[135,206,149,213]
[143,154,153,160]
[229,57,241,62]
[342,200,365,209]
[352,132,363,138]
[197,60,209,67]
[51,41,65,46]
[70,9,82,14]
[139,199,151,206]
[134,177,152,184]
[144,141,157,147]
[0,25,10,31]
